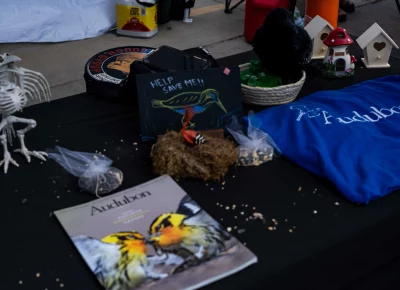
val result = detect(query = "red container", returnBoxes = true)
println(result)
[244,0,291,43]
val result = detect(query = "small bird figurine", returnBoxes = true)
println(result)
[147,195,231,273]
[151,89,227,126]
[180,107,206,145]
[72,231,167,290]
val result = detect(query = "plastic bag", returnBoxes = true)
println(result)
[47,146,123,197]
[226,112,280,166]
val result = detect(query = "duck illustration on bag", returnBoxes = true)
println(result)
[151,89,227,126]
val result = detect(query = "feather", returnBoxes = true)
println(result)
[176,195,201,216]
[177,195,231,241]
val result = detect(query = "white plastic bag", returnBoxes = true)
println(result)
[47,146,123,197]
[226,112,280,166]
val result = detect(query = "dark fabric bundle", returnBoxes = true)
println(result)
[252,8,312,81]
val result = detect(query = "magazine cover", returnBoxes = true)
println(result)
[54,175,257,290]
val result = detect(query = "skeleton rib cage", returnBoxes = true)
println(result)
[0,59,51,116]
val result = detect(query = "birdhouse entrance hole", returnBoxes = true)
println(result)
[320,33,328,41]
[373,42,386,51]
[335,59,345,72]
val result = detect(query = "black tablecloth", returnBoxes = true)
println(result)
[3,47,400,290]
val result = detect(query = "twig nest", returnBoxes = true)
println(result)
[151,131,237,181]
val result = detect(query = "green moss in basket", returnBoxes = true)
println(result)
[249,60,264,74]
[241,60,282,88]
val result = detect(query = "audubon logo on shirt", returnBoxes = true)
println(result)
[290,105,400,125]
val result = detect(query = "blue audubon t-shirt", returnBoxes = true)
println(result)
[250,76,400,204]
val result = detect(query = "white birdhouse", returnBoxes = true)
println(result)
[304,15,334,60]
[356,23,399,68]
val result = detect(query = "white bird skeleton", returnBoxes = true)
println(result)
[0,53,51,173]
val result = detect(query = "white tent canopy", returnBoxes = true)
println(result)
[0,0,116,43]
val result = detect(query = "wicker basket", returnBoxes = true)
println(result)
[239,63,306,106]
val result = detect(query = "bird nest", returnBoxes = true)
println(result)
[151,131,238,181]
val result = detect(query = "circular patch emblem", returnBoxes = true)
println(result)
[85,46,154,85]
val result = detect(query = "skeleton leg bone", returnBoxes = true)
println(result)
[0,133,19,173]
[0,116,20,173]
[11,117,48,162]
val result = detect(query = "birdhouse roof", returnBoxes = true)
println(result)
[323,28,353,47]
[356,23,399,49]
[304,15,334,39]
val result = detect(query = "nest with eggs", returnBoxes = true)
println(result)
[151,131,237,181]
